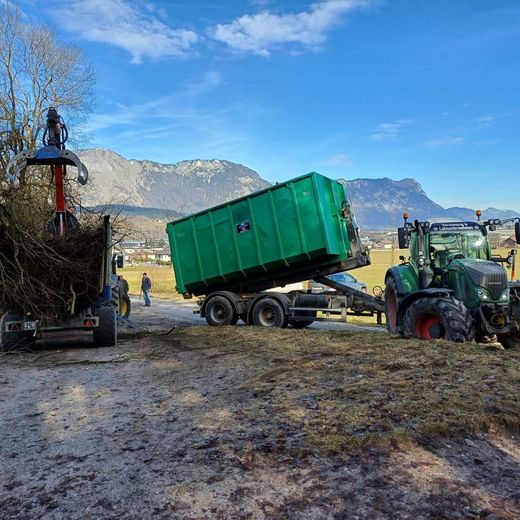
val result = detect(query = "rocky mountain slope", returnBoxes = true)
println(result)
[79,149,270,214]
[340,178,447,228]
[78,149,519,230]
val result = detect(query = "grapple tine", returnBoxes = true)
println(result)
[5,150,35,183]
[60,150,89,185]
[5,147,88,186]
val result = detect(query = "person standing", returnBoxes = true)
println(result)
[141,272,152,307]
[118,275,129,294]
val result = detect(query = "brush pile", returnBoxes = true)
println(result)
[0,181,106,322]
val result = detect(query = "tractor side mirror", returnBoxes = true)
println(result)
[116,254,125,269]
[397,227,409,249]
[515,221,520,244]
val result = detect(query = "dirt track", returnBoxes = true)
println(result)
[1,302,519,519]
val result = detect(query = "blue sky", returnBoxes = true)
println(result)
[19,0,520,211]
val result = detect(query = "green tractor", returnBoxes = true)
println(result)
[384,212,520,347]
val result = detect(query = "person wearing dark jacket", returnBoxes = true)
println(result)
[118,275,129,294]
[141,273,152,307]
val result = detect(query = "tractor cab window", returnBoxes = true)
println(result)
[430,231,488,268]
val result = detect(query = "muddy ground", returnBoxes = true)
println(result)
[0,301,519,519]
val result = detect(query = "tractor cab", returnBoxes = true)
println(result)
[428,222,490,270]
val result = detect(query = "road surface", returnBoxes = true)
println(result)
[128,296,386,333]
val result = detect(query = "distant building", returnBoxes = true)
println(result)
[120,239,145,249]
[500,237,517,249]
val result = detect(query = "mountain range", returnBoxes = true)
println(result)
[78,149,519,230]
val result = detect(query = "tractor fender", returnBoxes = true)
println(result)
[396,288,454,326]
[201,291,245,318]
[385,267,408,295]
[246,293,291,325]
[385,265,421,299]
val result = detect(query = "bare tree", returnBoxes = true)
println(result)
[0,3,95,179]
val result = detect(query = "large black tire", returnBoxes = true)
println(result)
[92,306,117,348]
[0,313,35,352]
[384,277,400,334]
[205,296,238,326]
[252,297,288,328]
[497,333,520,350]
[402,297,474,343]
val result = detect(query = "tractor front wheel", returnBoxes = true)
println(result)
[402,297,474,343]
[497,333,520,349]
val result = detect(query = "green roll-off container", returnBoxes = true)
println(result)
[166,172,369,296]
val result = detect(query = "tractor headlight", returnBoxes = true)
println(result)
[499,288,510,302]
[477,288,490,301]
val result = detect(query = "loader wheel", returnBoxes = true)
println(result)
[205,296,238,326]
[497,333,520,350]
[119,294,131,319]
[252,298,287,328]
[402,297,474,343]
[93,306,117,348]
[0,313,35,352]
[384,277,399,334]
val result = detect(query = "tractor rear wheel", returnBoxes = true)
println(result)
[497,333,520,349]
[119,293,131,318]
[402,297,474,343]
[384,277,399,334]
[205,295,238,326]
[0,313,35,352]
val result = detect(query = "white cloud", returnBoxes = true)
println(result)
[317,154,352,167]
[424,136,465,148]
[53,0,199,63]
[212,0,374,56]
[369,119,412,141]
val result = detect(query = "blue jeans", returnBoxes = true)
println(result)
[143,290,151,306]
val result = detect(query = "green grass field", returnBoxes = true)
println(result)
[119,265,181,299]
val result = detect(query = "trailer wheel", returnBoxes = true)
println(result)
[384,277,399,334]
[402,297,474,343]
[205,296,238,326]
[252,298,288,328]
[497,333,520,349]
[93,306,117,348]
[0,313,35,352]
